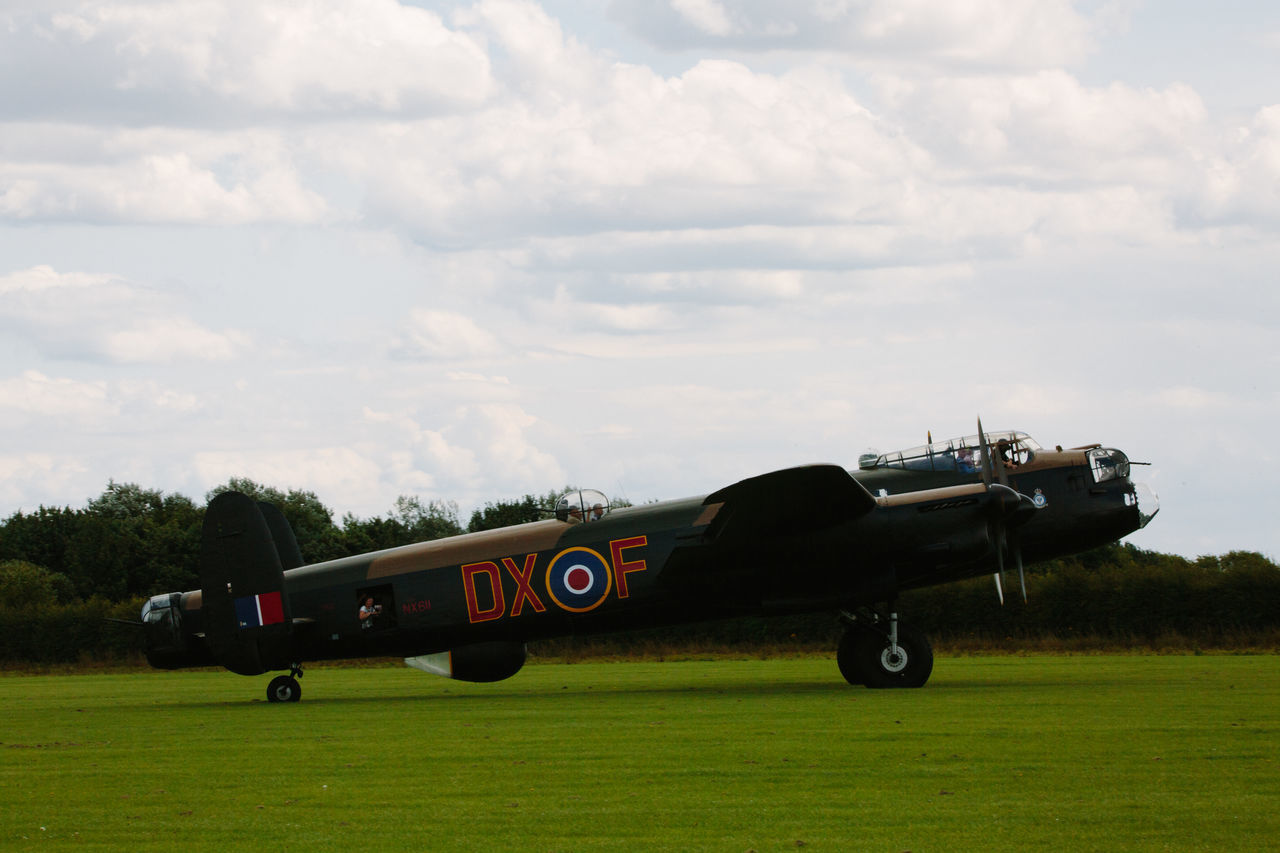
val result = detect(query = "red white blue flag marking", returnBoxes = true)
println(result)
[234,591,285,628]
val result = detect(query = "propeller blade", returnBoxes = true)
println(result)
[980,417,1027,605]
[979,416,1014,486]
[977,417,993,487]
[1012,535,1027,603]
[994,524,1006,577]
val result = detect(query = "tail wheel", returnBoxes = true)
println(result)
[267,675,301,703]
[853,623,933,689]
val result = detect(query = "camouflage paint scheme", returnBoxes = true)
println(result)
[139,428,1156,696]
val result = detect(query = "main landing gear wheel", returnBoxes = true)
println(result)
[837,619,933,689]
[837,625,875,685]
[267,674,301,703]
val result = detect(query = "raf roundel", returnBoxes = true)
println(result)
[546,547,613,613]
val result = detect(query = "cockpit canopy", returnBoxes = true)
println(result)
[1087,447,1130,483]
[555,489,611,523]
[142,592,181,626]
[857,431,1041,473]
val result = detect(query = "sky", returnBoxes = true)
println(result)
[1,0,1277,559]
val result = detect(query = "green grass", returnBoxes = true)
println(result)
[3,656,1278,851]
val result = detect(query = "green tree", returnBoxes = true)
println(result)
[76,482,202,599]
[207,478,342,563]
[86,480,168,519]
[392,495,463,541]
[0,505,81,588]
[467,494,544,532]
[0,559,76,608]
[466,486,633,532]
[339,497,462,554]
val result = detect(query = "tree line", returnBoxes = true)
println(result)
[1,480,1277,664]
[0,478,554,604]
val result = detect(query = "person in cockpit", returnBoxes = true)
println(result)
[997,439,1017,467]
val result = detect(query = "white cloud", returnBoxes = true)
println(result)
[0,264,112,294]
[0,126,327,224]
[454,402,563,487]
[193,446,386,508]
[0,265,248,363]
[671,0,737,38]
[2,2,1264,249]
[0,2,1277,560]
[0,371,114,418]
[116,380,202,413]
[0,371,203,443]
[391,309,502,360]
[30,0,494,115]
[612,0,1095,68]
[851,0,1094,67]
[0,453,91,512]
[1198,104,1280,224]
[351,58,929,245]
[350,400,564,506]
[455,0,600,100]
[105,317,245,362]
[879,72,1208,182]
[1147,386,1228,410]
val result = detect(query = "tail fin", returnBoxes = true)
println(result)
[257,500,304,570]
[199,492,295,675]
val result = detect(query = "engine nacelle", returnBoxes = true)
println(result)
[404,641,527,682]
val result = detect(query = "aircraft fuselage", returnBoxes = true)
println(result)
[140,430,1156,693]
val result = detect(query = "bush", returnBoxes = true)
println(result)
[0,598,145,665]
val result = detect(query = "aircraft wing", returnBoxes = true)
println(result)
[651,465,880,611]
[702,464,877,542]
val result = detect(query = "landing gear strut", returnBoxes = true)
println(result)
[837,608,933,689]
[267,664,304,703]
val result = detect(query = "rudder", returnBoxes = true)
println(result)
[199,491,294,675]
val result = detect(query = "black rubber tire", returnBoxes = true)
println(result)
[854,624,933,689]
[836,626,874,685]
[267,675,301,703]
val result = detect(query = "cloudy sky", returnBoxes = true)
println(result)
[2,0,1277,559]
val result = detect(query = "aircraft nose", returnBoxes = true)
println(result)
[1134,483,1159,528]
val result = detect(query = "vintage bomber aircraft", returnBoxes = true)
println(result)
[139,424,1157,701]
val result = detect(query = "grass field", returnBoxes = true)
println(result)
[3,655,1278,851]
